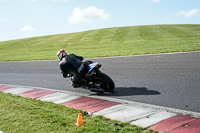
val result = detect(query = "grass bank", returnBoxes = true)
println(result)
[0,92,155,133]
[0,24,200,61]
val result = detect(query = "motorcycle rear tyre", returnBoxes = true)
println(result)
[94,72,115,92]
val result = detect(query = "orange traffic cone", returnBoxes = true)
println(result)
[74,113,83,126]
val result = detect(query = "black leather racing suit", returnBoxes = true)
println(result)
[59,54,88,85]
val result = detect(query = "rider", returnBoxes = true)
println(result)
[57,49,89,87]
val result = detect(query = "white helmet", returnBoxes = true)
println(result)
[57,49,67,60]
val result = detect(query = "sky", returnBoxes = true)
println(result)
[0,0,200,42]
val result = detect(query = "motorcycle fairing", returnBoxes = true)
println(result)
[86,62,99,77]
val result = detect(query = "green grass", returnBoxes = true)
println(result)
[0,92,155,133]
[0,24,200,61]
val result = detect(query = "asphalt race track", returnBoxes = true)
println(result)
[0,52,200,112]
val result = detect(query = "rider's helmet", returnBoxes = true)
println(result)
[57,49,67,60]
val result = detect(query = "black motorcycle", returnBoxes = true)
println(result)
[67,62,115,92]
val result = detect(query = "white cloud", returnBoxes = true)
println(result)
[0,13,7,22]
[32,0,69,2]
[68,6,110,24]
[165,16,171,20]
[177,9,200,18]
[50,0,69,2]
[21,26,37,32]
[153,0,160,2]
[1,18,7,22]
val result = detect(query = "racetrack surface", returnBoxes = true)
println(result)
[0,52,200,112]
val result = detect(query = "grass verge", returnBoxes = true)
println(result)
[0,92,156,133]
[0,24,200,61]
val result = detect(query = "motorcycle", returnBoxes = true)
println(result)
[67,62,115,92]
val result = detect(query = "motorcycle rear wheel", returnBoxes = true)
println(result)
[93,72,115,92]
